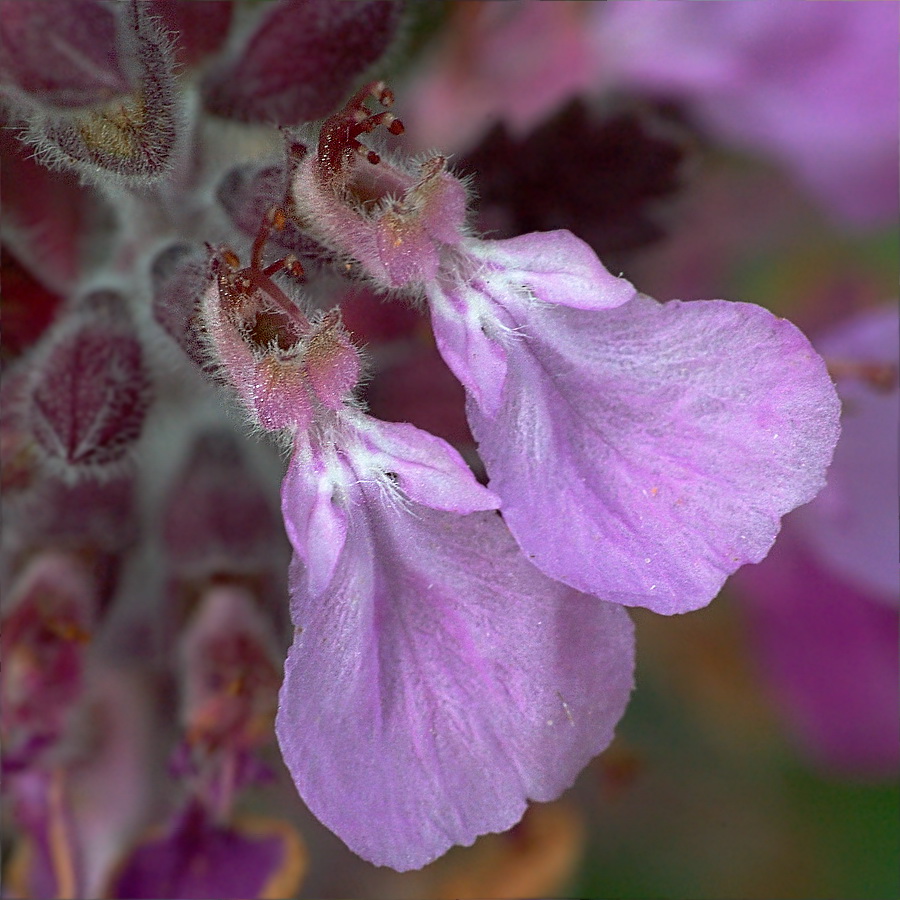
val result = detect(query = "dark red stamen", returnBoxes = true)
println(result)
[315,81,404,181]
[216,210,310,332]
[827,359,898,392]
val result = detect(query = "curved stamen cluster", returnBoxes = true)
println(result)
[315,80,405,183]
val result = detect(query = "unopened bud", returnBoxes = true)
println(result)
[201,0,403,126]
[0,0,129,108]
[22,1,181,184]
[151,243,217,374]
[25,291,152,476]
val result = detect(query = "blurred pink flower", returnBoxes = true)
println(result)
[593,0,899,227]
[406,1,898,227]
[734,306,899,776]
[404,1,596,152]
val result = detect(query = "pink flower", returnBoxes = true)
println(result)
[289,83,841,615]
[593,1,900,227]
[199,142,635,869]
[200,238,360,432]
[403,1,597,152]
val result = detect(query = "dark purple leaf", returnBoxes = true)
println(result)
[460,101,690,268]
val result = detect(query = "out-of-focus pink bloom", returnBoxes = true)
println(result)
[65,667,154,899]
[593,0,900,227]
[736,528,899,777]
[177,585,281,779]
[106,801,307,900]
[406,1,898,227]
[734,306,899,776]
[404,1,597,152]
[1,560,151,899]
[1,552,96,770]
[792,307,899,604]
[107,585,306,899]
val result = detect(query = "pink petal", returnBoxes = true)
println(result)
[281,415,497,599]
[464,294,840,614]
[467,231,637,311]
[276,484,634,870]
[281,438,350,601]
[429,231,634,416]
[428,275,511,416]
[351,416,498,513]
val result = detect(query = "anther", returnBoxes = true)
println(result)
[315,81,406,179]
[284,256,305,279]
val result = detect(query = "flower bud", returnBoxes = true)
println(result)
[201,0,403,126]
[151,243,217,374]
[25,291,152,476]
[22,1,181,185]
[162,431,282,581]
